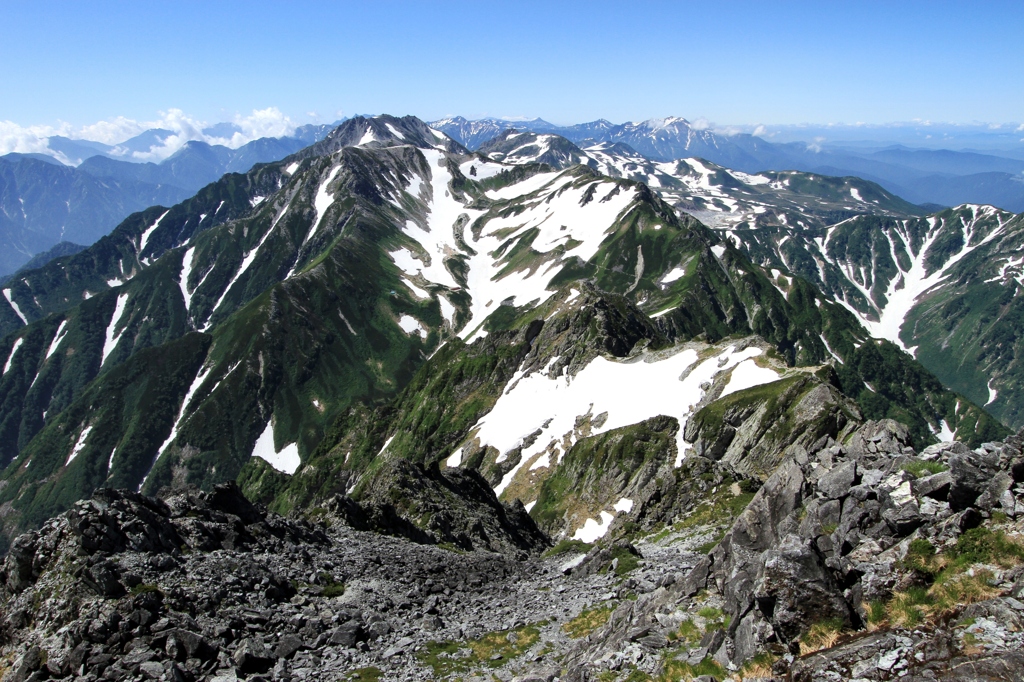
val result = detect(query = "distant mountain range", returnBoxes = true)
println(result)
[432,116,1024,213]
[0,123,340,276]
[5,113,1021,279]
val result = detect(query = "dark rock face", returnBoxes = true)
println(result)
[949,449,1002,511]
[752,533,854,646]
[331,458,550,558]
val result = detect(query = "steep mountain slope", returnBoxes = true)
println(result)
[0,116,1004,553]
[713,203,1024,429]
[476,131,1024,432]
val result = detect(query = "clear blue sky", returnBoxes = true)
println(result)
[3,0,1022,128]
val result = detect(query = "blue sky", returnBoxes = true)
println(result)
[2,0,1022,132]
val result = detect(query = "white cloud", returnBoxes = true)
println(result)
[690,117,711,131]
[2,107,299,165]
[220,107,296,147]
[0,120,74,163]
[807,136,826,153]
[76,116,147,145]
[1017,123,1024,132]
[752,124,767,136]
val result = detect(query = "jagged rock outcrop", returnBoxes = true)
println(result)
[328,458,549,558]
[557,423,1024,681]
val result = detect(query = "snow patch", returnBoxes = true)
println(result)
[398,314,426,338]
[721,360,780,397]
[153,363,212,465]
[439,296,456,323]
[305,165,343,243]
[101,293,130,366]
[459,159,506,180]
[3,337,24,375]
[285,161,300,175]
[251,420,301,474]
[45,320,69,359]
[613,498,634,513]
[986,378,998,406]
[661,266,687,285]
[572,512,615,543]
[485,171,561,200]
[3,289,27,324]
[178,247,197,312]
[138,211,170,254]
[66,426,93,466]
[460,344,766,499]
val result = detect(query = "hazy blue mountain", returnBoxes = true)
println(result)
[0,125,341,276]
[0,155,192,276]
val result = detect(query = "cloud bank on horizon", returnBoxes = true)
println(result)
[0,107,298,165]
[3,109,1024,168]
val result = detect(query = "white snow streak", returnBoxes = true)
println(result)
[3,289,27,324]
[3,337,24,375]
[154,364,211,460]
[101,293,130,366]
[45,320,68,359]
[986,378,998,406]
[138,211,170,254]
[178,247,197,312]
[306,165,342,243]
[66,425,93,466]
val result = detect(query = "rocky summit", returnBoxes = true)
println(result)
[2,419,1024,682]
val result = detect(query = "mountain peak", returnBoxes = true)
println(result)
[307,115,467,158]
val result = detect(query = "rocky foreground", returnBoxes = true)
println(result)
[2,420,1024,681]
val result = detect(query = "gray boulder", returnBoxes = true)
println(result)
[948,450,1000,511]
[817,461,857,500]
[753,534,853,647]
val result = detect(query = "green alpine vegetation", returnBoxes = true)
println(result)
[0,115,1010,551]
